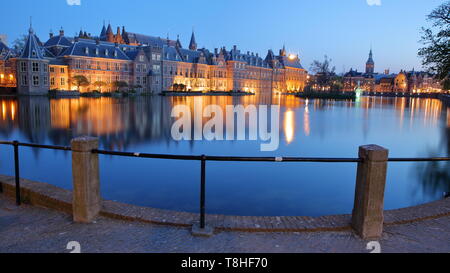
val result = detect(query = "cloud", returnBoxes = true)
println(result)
[366,0,381,6]
[67,0,81,6]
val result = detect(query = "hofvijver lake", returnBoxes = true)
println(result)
[0,95,448,216]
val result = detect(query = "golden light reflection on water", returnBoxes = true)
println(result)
[0,96,446,147]
[447,108,450,128]
[284,109,295,143]
[50,98,125,135]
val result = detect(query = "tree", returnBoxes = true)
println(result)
[12,35,27,53]
[418,1,450,90]
[70,75,90,91]
[113,81,128,92]
[93,81,106,92]
[309,55,337,91]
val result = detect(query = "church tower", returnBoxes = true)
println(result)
[365,49,374,75]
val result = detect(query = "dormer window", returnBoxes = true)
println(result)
[114,51,117,57]
[95,48,99,55]
[105,49,109,56]
[85,47,89,54]
[32,50,36,57]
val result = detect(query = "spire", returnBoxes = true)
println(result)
[29,16,33,34]
[106,23,113,35]
[21,26,44,59]
[189,30,197,51]
[367,48,374,64]
[280,44,286,57]
[176,34,182,48]
[100,21,107,38]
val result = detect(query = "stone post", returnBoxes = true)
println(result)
[71,136,101,223]
[351,144,389,239]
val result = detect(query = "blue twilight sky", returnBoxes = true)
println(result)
[0,0,444,73]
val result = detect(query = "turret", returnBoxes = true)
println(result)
[189,31,197,51]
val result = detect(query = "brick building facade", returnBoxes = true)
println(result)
[0,23,307,95]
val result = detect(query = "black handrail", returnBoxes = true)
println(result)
[0,140,449,229]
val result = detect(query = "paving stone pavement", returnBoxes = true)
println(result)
[0,195,449,253]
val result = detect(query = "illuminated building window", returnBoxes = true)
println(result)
[61,67,65,73]
[61,77,65,86]
[50,77,55,86]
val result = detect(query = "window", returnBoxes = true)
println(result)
[20,62,27,72]
[85,47,89,54]
[106,62,110,70]
[105,49,109,56]
[60,67,65,73]
[32,62,39,72]
[97,62,101,70]
[32,75,39,86]
[43,76,48,85]
[21,75,28,86]
[139,55,144,62]
[50,67,55,73]
[115,63,119,71]
[61,77,65,86]
[152,65,160,72]
[143,77,147,85]
[43,64,48,73]
[50,77,55,86]
[152,53,156,61]
[136,77,141,85]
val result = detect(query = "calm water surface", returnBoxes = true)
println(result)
[0,95,448,216]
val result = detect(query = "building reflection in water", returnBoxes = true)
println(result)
[0,95,448,214]
[0,95,446,149]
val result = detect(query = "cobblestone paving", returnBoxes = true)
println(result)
[0,195,449,253]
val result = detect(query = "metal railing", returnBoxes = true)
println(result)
[0,140,449,229]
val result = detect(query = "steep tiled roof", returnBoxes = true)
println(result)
[20,28,45,59]
[0,40,8,52]
[279,55,304,69]
[125,32,177,47]
[60,39,131,60]
[44,35,72,48]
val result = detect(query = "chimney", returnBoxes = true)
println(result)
[59,28,64,36]
[49,31,54,39]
